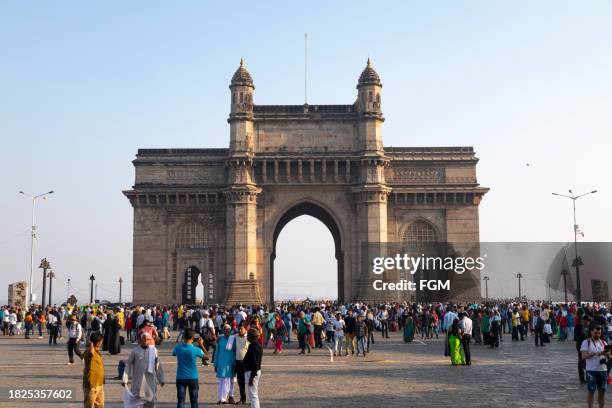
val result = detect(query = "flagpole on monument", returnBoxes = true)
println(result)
[304,32,308,105]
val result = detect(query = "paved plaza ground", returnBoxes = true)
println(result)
[0,330,588,407]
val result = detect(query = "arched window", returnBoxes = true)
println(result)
[232,93,236,104]
[368,91,373,102]
[403,220,437,247]
[402,220,437,284]
[176,222,210,248]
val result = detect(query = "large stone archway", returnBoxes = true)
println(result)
[270,201,344,304]
[124,59,489,305]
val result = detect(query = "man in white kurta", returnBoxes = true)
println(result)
[122,333,165,408]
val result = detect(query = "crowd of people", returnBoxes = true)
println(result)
[2,299,612,407]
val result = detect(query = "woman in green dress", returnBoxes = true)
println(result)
[448,319,466,365]
[403,312,415,342]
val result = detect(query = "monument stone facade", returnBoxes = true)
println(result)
[124,59,489,305]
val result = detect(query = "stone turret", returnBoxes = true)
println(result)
[224,59,262,305]
[357,58,383,117]
[229,59,255,154]
[356,58,385,154]
[230,58,254,117]
[353,59,390,300]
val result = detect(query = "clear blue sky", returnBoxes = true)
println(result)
[1,2,611,302]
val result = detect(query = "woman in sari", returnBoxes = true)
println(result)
[449,318,466,365]
[403,312,415,342]
[273,313,287,354]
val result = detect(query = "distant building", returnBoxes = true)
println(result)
[8,281,27,308]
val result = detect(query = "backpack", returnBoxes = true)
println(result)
[201,319,216,342]
[192,310,201,324]
[118,360,126,378]
[275,321,287,337]
[91,317,101,332]
[535,317,545,331]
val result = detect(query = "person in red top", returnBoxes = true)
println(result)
[559,312,568,341]
[273,314,287,354]
[431,310,440,339]
[125,315,133,342]
[250,316,264,346]
[138,319,159,346]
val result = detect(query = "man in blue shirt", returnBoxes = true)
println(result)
[173,328,208,408]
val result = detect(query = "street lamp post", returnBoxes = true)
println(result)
[48,270,55,306]
[483,276,490,299]
[552,189,597,304]
[19,190,54,307]
[66,278,71,301]
[39,258,50,309]
[516,273,523,299]
[89,275,95,304]
[119,277,123,303]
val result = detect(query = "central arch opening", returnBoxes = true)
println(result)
[270,202,344,304]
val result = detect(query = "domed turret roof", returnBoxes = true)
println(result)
[357,58,382,88]
[230,58,254,87]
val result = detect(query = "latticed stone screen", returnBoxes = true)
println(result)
[176,223,210,248]
[403,220,437,246]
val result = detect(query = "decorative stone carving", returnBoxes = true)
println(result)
[167,166,224,184]
[387,166,444,184]
[223,189,260,204]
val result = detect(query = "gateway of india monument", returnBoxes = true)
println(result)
[124,59,489,305]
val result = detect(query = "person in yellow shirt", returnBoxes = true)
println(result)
[117,309,125,329]
[311,308,325,349]
[83,332,105,408]
[520,306,530,340]
[511,309,521,341]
